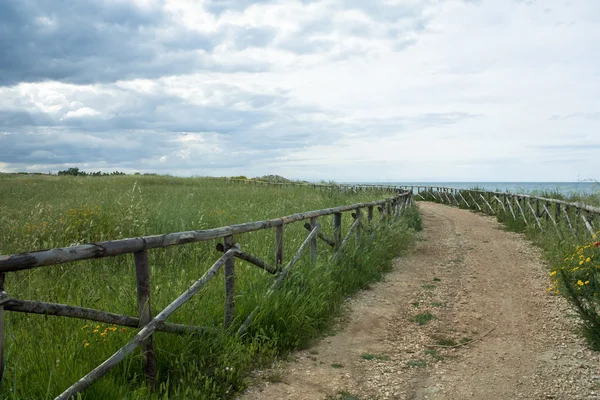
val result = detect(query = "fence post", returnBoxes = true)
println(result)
[355,208,362,244]
[368,206,374,224]
[334,213,342,249]
[310,217,318,263]
[0,273,5,382]
[275,226,284,269]
[223,235,235,329]
[134,251,157,387]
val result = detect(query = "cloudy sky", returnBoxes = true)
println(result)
[0,0,598,182]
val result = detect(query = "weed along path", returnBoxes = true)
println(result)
[239,202,600,400]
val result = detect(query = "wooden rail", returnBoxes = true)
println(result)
[0,184,413,399]
[400,185,599,241]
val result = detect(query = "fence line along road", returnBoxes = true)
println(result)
[0,184,413,400]
[400,185,599,240]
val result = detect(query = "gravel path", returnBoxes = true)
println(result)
[239,202,600,400]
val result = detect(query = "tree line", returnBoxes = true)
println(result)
[57,167,126,176]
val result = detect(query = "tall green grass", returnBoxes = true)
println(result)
[0,174,420,399]
[490,189,600,350]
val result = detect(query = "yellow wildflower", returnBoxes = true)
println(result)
[577,280,584,286]
[586,257,591,263]
[549,271,557,277]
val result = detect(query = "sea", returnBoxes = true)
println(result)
[350,182,599,195]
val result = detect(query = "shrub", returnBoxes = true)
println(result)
[549,235,600,349]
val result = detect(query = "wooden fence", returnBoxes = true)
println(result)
[398,185,600,240]
[0,186,413,399]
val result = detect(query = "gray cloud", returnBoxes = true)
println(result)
[0,79,351,171]
[0,0,430,87]
[0,1,280,86]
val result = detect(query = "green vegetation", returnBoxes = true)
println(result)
[406,359,427,368]
[410,312,436,325]
[431,335,457,347]
[360,353,390,361]
[492,189,600,350]
[326,391,360,400]
[57,167,127,176]
[0,174,420,399]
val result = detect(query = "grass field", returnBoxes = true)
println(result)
[0,174,420,399]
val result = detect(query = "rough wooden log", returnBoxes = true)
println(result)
[303,223,335,248]
[0,274,4,382]
[331,214,362,265]
[458,191,471,208]
[333,213,342,249]
[443,191,452,205]
[55,248,237,400]
[526,200,544,231]
[134,251,156,386]
[525,200,544,232]
[238,226,319,336]
[467,192,482,212]
[515,196,529,225]
[275,225,284,269]
[5,298,211,335]
[505,195,517,220]
[562,205,576,237]
[542,203,561,238]
[223,235,235,329]
[234,249,277,274]
[355,208,362,243]
[450,191,459,206]
[581,213,596,237]
[0,193,409,273]
[479,194,495,214]
[310,217,318,263]
[428,190,439,203]
[436,190,445,203]
[493,196,507,213]
[397,197,405,215]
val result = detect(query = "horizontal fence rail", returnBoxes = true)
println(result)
[0,183,414,399]
[400,185,599,241]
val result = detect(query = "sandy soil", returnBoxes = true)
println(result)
[238,202,600,400]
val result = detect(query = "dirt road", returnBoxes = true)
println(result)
[240,202,600,400]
